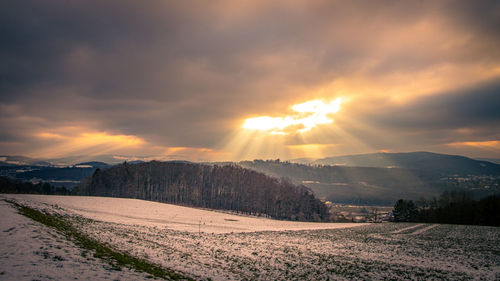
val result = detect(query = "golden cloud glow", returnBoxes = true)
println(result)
[242,98,342,135]
[285,143,339,159]
[80,132,144,146]
[33,129,146,158]
[29,127,228,161]
[446,140,500,152]
[161,146,226,161]
[37,131,144,146]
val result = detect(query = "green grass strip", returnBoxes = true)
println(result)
[5,199,194,281]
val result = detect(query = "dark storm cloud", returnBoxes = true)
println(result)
[368,80,500,129]
[0,0,499,158]
[345,79,500,149]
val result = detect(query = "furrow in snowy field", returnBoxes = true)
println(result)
[390,223,424,234]
[410,224,439,235]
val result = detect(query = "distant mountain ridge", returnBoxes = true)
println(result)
[241,152,500,205]
[292,152,500,176]
[3,152,500,205]
[74,161,110,169]
[0,154,157,166]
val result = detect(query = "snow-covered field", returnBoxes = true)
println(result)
[0,197,161,281]
[2,194,364,234]
[1,194,499,280]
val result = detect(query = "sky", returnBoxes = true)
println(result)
[1,0,499,162]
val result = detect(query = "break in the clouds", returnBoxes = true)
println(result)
[243,98,342,135]
[0,0,499,161]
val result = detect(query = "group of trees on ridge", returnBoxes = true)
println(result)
[77,161,330,222]
[393,191,500,226]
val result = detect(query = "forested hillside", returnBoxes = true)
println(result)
[239,160,500,205]
[77,161,329,222]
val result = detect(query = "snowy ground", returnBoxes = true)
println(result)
[1,194,499,280]
[0,198,163,281]
[3,195,364,234]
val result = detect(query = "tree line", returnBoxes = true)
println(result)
[77,161,329,222]
[393,191,500,226]
[0,176,71,195]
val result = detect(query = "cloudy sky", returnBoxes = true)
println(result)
[1,0,499,161]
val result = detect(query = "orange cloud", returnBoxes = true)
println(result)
[286,143,338,159]
[32,128,146,158]
[446,140,500,152]
[161,146,227,162]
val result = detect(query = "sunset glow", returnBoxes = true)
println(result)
[243,98,342,135]
[32,130,146,158]
[1,1,499,161]
[446,140,500,152]
[2,2,500,279]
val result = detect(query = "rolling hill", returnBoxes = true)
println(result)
[241,154,500,205]
[309,152,500,176]
[77,161,329,221]
[3,152,499,206]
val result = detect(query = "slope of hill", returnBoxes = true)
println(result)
[477,158,500,165]
[4,195,357,233]
[2,194,497,280]
[77,161,329,221]
[0,197,156,281]
[311,152,500,176]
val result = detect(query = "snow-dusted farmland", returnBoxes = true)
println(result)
[2,194,364,233]
[1,194,499,280]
